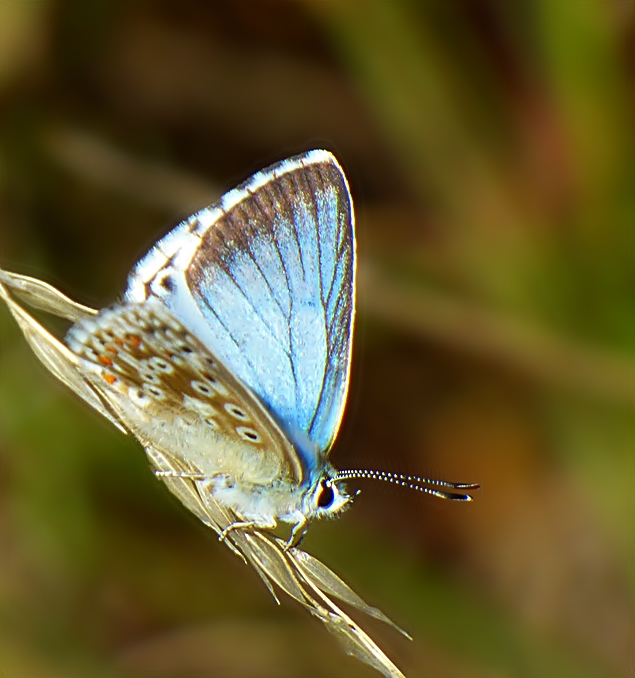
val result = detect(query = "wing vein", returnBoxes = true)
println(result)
[251,194,293,326]
[308,276,348,436]
[307,169,326,311]
[259,193,299,406]
[304,169,329,434]
[325,229,348,319]
[196,290,266,393]
[286,178,307,283]
[242,220,289,325]
[216,231,292,362]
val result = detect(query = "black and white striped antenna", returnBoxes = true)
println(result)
[335,469,480,501]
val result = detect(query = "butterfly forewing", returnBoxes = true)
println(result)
[65,300,303,486]
[126,151,355,474]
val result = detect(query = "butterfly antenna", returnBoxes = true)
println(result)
[335,470,480,501]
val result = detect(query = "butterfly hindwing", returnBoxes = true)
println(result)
[65,300,303,486]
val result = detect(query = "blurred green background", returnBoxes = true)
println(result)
[0,1,633,676]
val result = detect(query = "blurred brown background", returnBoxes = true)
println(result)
[0,1,633,677]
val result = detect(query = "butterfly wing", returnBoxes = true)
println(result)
[65,300,303,486]
[126,150,355,479]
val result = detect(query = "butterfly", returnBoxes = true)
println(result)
[0,150,478,678]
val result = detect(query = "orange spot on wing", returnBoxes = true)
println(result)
[106,345,119,354]
[98,355,113,366]
[114,338,124,346]
[127,335,141,347]
[103,373,117,385]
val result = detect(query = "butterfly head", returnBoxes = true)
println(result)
[303,467,353,520]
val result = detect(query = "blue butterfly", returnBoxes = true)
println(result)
[64,150,356,546]
[0,150,477,678]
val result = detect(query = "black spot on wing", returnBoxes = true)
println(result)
[161,275,175,292]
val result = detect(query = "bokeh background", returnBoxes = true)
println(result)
[0,1,633,677]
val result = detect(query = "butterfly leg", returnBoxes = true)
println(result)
[284,515,308,550]
[153,470,207,480]
[218,518,278,543]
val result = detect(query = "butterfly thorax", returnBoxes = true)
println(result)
[204,461,351,532]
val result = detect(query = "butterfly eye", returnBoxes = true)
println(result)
[317,481,335,509]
